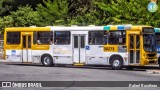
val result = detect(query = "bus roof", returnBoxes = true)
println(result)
[5,27,50,32]
[5,25,152,32]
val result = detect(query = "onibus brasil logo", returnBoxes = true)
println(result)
[148,2,158,13]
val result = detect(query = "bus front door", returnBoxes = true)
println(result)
[22,35,32,62]
[128,34,140,65]
[73,35,86,64]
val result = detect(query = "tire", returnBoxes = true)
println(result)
[111,56,123,70]
[41,54,53,67]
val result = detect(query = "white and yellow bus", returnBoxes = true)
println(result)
[3,25,157,70]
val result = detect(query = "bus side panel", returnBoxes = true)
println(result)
[53,45,73,64]
[107,52,128,66]
[86,45,108,65]
[31,45,53,63]
[6,50,21,62]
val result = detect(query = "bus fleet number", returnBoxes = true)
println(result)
[104,47,114,51]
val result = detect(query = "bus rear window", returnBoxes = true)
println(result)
[54,31,70,45]
[7,32,20,44]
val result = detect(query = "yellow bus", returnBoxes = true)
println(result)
[3,25,157,70]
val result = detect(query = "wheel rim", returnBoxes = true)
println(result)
[43,57,50,65]
[113,60,120,67]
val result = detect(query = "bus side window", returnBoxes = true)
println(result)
[48,31,53,45]
[88,31,104,45]
[104,32,108,44]
[6,32,20,44]
[108,32,114,44]
[35,31,51,45]
[54,31,70,45]
[108,31,126,45]
[89,38,94,44]
[37,32,41,44]
[33,31,37,44]
[37,39,41,44]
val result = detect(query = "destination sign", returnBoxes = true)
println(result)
[143,28,154,33]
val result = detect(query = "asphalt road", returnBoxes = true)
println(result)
[0,62,160,90]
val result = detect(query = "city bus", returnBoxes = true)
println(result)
[154,28,160,67]
[3,25,157,70]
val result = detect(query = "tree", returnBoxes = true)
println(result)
[36,0,68,26]
[13,0,44,10]
[0,16,14,32]
[10,5,39,27]
[0,0,14,16]
[68,0,104,25]
[0,5,39,31]
[96,0,160,27]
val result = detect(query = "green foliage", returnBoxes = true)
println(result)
[0,5,39,31]
[0,16,14,31]
[0,0,14,16]
[10,5,39,27]
[96,0,160,27]
[36,0,68,26]
[68,0,103,25]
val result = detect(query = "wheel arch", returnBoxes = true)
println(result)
[41,53,53,63]
[109,54,124,65]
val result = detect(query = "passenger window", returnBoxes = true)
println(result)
[54,31,70,45]
[7,32,20,44]
[33,31,53,45]
[156,33,160,46]
[88,31,106,45]
[108,31,126,45]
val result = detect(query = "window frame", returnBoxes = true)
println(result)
[54,31,71,45]
[33,31,53,45]
[6,31,21,45]
[108,30,126,45]
[88,31,106,45]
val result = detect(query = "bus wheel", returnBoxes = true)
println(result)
[41,54,53,67]
[111,57,123,70]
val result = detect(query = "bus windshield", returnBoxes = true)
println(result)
[143,34,156,52]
